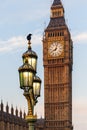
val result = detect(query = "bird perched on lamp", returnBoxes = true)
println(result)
[27,34,32,41]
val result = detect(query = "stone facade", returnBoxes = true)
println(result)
[0,101,45,130]
[0,101,28,130]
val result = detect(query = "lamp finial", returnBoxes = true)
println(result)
[27,34,32,49]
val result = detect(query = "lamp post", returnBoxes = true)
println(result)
[18,34,41,130]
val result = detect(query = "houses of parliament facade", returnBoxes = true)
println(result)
[0,0,73,130]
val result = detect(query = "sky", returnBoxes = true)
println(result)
[0,0,87,130]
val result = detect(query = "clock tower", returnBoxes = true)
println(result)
[43,0,73,130]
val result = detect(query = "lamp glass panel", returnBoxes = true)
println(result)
[23,71,34,87]
[23,72,29,87]
[19,72,24,88]
[28,58,37,71]
[33,82,41,96]
[23,57,28,64]
[28,72,34,87]
[23,57,37,71]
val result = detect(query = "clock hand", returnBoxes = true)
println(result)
[53,47,57,52]
[50,47,57,53]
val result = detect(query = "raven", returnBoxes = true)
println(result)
[27,34,32,41]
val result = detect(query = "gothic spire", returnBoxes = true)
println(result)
[1,99,4,111]
[11,104,14,115]
[15,106,18,116]
[6,102,9,113]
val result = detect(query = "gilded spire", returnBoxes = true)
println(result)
[52,0,62,6]
[51,0,63,9]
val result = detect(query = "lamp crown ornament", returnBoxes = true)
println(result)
[22,34,38,72]
[27,34,32,49]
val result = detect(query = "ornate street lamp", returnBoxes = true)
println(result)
[18,34,41,130]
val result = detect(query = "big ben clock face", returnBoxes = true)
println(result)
[48,42,64,57]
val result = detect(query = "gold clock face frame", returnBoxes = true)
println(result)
[48,41,64,58]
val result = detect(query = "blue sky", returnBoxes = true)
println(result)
[0,0,87,130]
